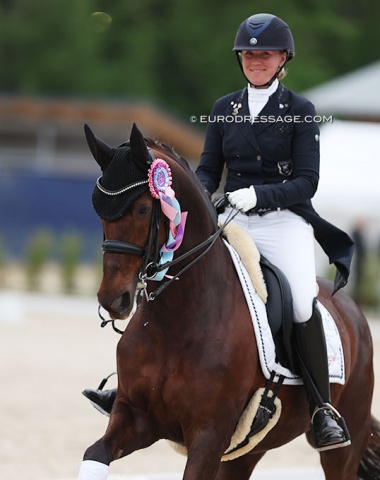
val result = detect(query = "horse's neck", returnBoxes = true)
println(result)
[158,233,231,306]
[175,178,217,248]
[156,155,233,299]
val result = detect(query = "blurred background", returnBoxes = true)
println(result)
[1,2,380,479]
[0,0,380,305]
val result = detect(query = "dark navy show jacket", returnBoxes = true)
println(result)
[196,83,354,293]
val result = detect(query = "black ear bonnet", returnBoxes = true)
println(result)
[85,124,153,221]
[92,143,151,221]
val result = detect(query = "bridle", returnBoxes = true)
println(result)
[97,147,237,333]
[99,205,236,334]
[102,195,237,302]
[102,195,163,290]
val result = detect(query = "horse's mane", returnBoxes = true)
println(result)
[145,137,218,225]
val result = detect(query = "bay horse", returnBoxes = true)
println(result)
[78,123,380,480]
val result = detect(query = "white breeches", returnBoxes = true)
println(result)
[220,208,317,323]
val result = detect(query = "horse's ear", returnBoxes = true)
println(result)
[129,123,152,171]
[84,124,112,170]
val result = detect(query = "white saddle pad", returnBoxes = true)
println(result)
[224,240,345,386]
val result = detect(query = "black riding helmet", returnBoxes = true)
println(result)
[233,13,295,87]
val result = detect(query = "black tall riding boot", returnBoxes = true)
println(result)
[82,372,117,416]
[82,388,117,416]
[294,299,351,451]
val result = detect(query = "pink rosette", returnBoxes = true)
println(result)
[148,159,172,199]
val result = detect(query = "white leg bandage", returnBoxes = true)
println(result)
[77,460,109,480]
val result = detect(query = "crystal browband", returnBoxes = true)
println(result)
[96,177,149,196]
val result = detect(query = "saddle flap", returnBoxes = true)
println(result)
[260,256,295,370]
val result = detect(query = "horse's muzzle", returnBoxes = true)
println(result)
[98,289,134,320]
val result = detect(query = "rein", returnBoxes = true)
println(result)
[138,206,238,301]
[102,205,238,301]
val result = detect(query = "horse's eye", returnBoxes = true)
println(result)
[139,204,150,215]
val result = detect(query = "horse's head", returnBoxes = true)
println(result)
[85,123,166,318]
[85,123,215,320]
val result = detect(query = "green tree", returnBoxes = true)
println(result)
[0,0,379,118]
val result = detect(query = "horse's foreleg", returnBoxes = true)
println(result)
[183,447,222,480]
[181,429,231,480]
[77,400,156,479]
[183,439,266,480]
[215,451,266,480]
[77,434,117,479]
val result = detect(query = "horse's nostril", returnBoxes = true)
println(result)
[111,292,131,315]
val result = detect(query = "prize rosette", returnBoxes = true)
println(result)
[146,157,187,281]
[148,159,172,199]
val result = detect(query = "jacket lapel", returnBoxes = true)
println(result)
[228,85,292,152]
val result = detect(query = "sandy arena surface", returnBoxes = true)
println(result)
[0,290,379,480]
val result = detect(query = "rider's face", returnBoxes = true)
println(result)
[240,50,286,87]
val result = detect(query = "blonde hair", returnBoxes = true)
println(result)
[278,67,287,80]
[278,50,294,80]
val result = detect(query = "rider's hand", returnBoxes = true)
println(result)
[228,186,257,213]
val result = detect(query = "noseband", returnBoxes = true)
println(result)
[102,240,145,257]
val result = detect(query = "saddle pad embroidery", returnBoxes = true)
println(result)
[224,240,345,386]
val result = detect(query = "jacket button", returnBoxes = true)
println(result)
[237,172,242,176]
[257,155,262,161]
